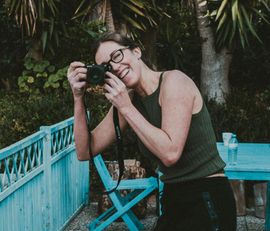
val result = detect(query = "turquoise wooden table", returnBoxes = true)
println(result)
[217,142,270,231]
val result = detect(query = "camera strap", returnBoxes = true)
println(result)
[105,106,125,194]
[84,97,124,194]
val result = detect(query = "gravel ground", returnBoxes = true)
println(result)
[64,201,265,231]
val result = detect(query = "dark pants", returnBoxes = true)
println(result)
[154,177,236,231]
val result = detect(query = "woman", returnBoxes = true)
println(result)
[67,32,236,231]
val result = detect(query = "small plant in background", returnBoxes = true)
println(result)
[207,86,270,143]
[0,91,73,149]
[18,57,69,94]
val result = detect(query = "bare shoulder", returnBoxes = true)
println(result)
[160,70,198,95]
[160,70,202,113]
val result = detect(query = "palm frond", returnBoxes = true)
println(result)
[208,0,270,49]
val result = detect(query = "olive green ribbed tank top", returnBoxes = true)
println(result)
[133,73,225,183]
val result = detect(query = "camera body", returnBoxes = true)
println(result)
[85,64,112,85]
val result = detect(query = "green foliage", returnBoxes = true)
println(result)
[207,0,270,50]
[50,20,106,66]
[208,87,270,143]
[230,22,270,89]
[156,3,201,82]
[4,0,81,54]
[0,91,73,149]
[1,0,270,159]
[18,58,68,94]
[74,0,169,42]
[0,8,26,89]
[113,0,169,33]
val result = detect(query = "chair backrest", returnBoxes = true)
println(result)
[93,154,115,191]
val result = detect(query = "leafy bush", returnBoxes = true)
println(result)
[0,9,26,90]
[156,4,201,83]
[0,91,73,149]
[207,87,270,143]
[18,58,69,94]
[0,86,111,150]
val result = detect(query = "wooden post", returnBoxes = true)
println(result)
[40,126,53,231]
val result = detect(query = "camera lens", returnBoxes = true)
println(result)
[86,64,111,85]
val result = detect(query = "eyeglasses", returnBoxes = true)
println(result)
[107,46,130,64]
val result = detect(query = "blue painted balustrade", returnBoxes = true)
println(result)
[0,117,89,231]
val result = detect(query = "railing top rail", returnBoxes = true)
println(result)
[41,117,74,133]
[0,131,46,160]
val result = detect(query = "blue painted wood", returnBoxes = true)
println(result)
[217,142,270,230]
[0,131,46,159]
[217,143,270,174]
[88,154,158,231]
[266,182,270,231]
[0,117,89,231]
[40,126,53,231]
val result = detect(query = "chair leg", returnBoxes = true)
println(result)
[108,191,144,230]
[117,186,156,230]
[88,191,144,231]
[88,206,117,230]
[88,186,156,230]
[121,212,142,231]
[125,209,144,230]
[89,206,141,231]
[88,201,143,231]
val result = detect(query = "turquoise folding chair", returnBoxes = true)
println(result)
[88,154,158,231]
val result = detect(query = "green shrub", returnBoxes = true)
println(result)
[0,91,73,149]
[207,87,270,143]
[18,58,69,94]
[0,87,111,149]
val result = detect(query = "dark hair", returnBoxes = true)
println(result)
[92,32,139,55]
[91,32,150,66]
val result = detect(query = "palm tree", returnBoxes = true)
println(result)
[74,0,166,34]
[193,0,270,104]
[4,0,77,59]
[73,0,168,67]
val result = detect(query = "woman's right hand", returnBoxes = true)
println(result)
[67,61,88,98]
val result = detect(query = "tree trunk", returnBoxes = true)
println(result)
[194,0,231,104]
[89,1,105,22]
[105,0,115,32]
[89,0,115,32]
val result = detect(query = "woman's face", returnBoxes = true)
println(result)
[95,41,141,88]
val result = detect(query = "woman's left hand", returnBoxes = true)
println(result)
[104,72,132,114]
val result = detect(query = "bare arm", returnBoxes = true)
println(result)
[68,62,128,161]
[90,105,128,157]
[73,97,91,160]
[105,70,201,167]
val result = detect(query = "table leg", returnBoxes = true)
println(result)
[230,180,246,215]
[265,181,270,231]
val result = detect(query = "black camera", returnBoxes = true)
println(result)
[85,64,112,85]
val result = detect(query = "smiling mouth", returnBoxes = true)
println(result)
[119,68,129,79]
